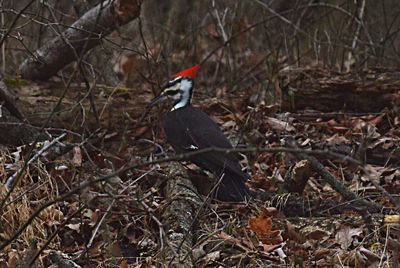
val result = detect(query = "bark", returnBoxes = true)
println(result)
[311,139,400,167]
[4,80,153,130]
[18,0,143,81]
[280,68,400,112]
[161,162,202,267]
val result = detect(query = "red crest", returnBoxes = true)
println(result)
[172,64,200,79]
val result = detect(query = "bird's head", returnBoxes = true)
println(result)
[149,64,200,111]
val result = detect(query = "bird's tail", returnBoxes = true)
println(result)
[215,171,252,202]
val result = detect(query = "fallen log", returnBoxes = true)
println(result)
[19,0,143,81]
[280,68,400,112]
[3,80,153,130]
[161,162,202,267]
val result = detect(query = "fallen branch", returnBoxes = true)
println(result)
[19,0,143,80]
[285,139,384,213]
[256,192,388,217]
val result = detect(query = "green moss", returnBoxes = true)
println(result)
[3,76,29,87]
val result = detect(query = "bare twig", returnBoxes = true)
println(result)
[0,0,36,48]
[0,144,393,251]
[88,199,115,249]
[5,133,67,190]
[345,0,366,72]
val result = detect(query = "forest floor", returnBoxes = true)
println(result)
[0,67,399,267]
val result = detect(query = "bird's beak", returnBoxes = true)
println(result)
[148,93,167,108]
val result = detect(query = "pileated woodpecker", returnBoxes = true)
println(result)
[149,65,251,201]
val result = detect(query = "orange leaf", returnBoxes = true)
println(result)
[248,213,283,245]
[120,260,128,268]
[249,216,273,237]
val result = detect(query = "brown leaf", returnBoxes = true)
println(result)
[354,247,381,268]
[248,214,283,245]
[120,260,128,268]
[265,116,295,132]
[72,146,82,167]
[306,229,329,240]
[368,113,385,126]
[66,223,81,232]
[335,224,363,250]
[314,248,332,261]
[134,126,150,138]
[249,215,273,237]
[218,231,236,241]
[261,243,281,253]
[284,221,303,243]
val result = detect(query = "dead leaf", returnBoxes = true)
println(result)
[265,116,296,132]
[326,134,350,145]
[368,113,385,126]
[314,248,332,260]
[218,231,252,252]
[66,223,81,232]
[248,214,283,245]
[285,221,303,243]
[335,224,363,250]
[72,146,82,167]
[261,243,281,253]
[120,260,128,268]
[306,229,329,240]
[384,215,400,226]
[355,247,381,268]
[204,251,220,262]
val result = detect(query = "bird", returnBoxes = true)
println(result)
[148,64,251,202]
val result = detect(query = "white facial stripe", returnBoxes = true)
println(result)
[171,78,192,111]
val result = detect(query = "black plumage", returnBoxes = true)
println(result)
[163,106,251,201]
[148,65,251,201]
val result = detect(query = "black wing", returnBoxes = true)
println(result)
[164,106,248,180]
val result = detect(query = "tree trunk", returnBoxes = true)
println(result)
[18,0,143,81]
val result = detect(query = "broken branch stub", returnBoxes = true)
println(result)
[19,0,143,81]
